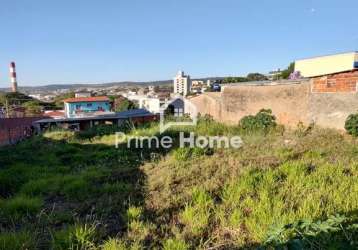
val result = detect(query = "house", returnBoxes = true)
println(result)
[295,52,358,93]
[63,96,112,118]
[33,109,158,132]
[75,91,92,98]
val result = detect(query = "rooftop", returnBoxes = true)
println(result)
[33,109,154,124]
[63,96,110,103]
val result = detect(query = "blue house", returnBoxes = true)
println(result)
[63,96,111,118]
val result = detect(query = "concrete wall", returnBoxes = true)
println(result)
[309,92,358,129]
[188,93,222,120]
[189,79,358,130]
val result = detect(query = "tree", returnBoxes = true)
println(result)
[280,62,295,79]
[22,100,42,115]
[53,92,75,108]
[113,96,138,112]
[246,73,268,81]
[223,77,248,84]
[0,92,33,106]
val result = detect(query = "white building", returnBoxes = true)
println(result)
[126,94,164,114]
[295,51,358,78]
[173,71,191,96]
[141,98,163,113]
[192,80,204,86]
[75,91,92,98]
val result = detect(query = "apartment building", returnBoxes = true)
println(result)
[173,71,191,96]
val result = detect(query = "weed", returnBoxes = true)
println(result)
[100,238,127,250]
[180,188,213,237]
[265,214,358,249]
[127,206,143,222]
[70,223,97,250]
[162,238,189,250]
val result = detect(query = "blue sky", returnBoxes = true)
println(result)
[0,0,357,87]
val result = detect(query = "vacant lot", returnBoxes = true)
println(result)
[0,119,357,249]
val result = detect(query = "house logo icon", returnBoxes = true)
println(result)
[159,95,198,133]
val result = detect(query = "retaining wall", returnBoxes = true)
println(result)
[189,79,358,130]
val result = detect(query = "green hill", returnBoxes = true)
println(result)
[0,119,357,249]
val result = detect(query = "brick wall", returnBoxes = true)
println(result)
[312,70,358,93]
[0,117,44,146]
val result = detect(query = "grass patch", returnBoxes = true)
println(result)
[0,195,43,220]
[0,231,36,250]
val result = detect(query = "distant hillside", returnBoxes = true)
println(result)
[0,80,172,92]
[0,77,225,93]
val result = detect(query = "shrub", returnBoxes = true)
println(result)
[239,109,277,132]
[265,214,358,249]
[345,113,358,136]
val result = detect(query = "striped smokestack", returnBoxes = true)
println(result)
[10,62,18,92]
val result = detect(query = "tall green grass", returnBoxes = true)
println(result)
[0,119,357,249]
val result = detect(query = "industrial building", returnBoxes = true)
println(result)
[295,51,358,78]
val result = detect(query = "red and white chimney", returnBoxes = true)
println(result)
[10,62,18,92]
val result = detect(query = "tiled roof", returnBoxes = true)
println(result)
[44,111,65,117]
[63,96,110,103]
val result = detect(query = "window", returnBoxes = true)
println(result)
[75,104,81,110]
[174,108,184,117]
[87,103,93,107]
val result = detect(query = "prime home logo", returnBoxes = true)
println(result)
[159,95,198,134]
[115,96,243,149]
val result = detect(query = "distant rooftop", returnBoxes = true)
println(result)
[63,96,110,103]
[33,109,153,124]
[222,79,310,87]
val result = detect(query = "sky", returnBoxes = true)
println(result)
[0,0,357,87]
